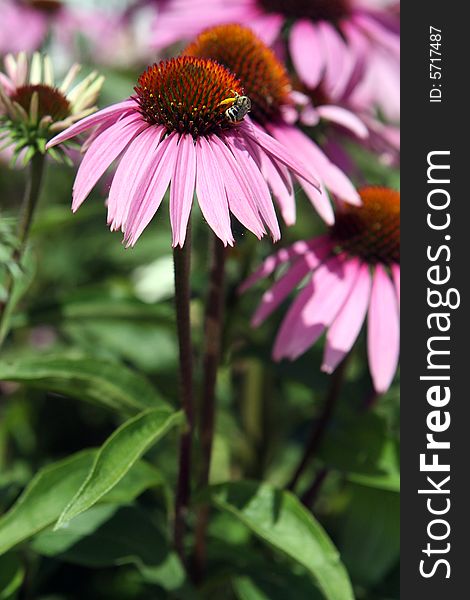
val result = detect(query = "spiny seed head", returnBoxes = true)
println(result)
[134,56,246,137]
[25,0,62,14]
[331,186,400,264]
[11,84,71,121]
[184,24,292,124]
[258,0,351,23]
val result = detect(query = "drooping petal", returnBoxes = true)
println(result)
[392,263,400,307]
[266,124,333,223]
[317,21,353,98]
[250,13,284,45]
[268,122,361,207]
[244,132,295,232]
[170,134,197,247]
[240,236,331,293]
[0,73,15,95]
[72,114,147,211]
[225,134,280,241]
[367,264,400,393]
[289,20,325,89]
[124,132,179,246]
[46,99,137,148]
[273,255,360,361]
[352,13,400,56]
[259,152,296,226]
[210,136,266,239]
[322,262,371,373]
[316,105,368,139]
[252,242,332,326]
[240,121,320,190]
[108,125,165,230]
[195,136,234,246]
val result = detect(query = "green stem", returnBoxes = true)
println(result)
[0,152,46,346]
[301,467,329,509]
[286,356,349,492]
[194,235,226,579]
[173,225,194,565]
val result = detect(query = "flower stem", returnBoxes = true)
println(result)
[286,356,349,492]
[301,467,329,509]
[194,235,226,578]
[173,225,194,564]
[0,152,46,345]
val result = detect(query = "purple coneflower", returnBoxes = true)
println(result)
[46,56,319,247]
[149,0,399,118]
[293,56,399,169]
[0,0,56,54]
[0,52,103,162]
[184,24,360,226]
[0,1,129,68]
[241,186,400,394]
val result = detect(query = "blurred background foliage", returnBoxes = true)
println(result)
[0,2,399,599]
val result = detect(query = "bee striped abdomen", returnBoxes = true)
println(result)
[224,95,252,122]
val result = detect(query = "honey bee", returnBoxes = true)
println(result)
[219,91,252,123]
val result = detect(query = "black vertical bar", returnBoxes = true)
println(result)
[402,2,468,597]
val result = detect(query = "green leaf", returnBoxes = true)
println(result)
[32,506,186,593]
[318,410,387,474]
[0,451,163,555]
[0,553,25,600]
[233,572,322,600]
[0,250,35,345]
[347,438,400,493]
[0,354,168,414]
[103,460,164,504]
[339,483,400,587]
[0,451,94,555]
[206,482,354,600]
[56,408,184,528]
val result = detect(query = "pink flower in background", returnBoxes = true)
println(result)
[0,1,131,67]
[185,24,361,227]
[241,186,400,393]
[0,52,103,163]
[46,56,319,248]
[293,47,400,170]
[1,0,50,54]
[149,0,400,118]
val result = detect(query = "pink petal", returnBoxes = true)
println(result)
[72,114,147,211]
[316,105,369,139]
[225,134,280,241]
[46,99,137,148]
[195,136,234,246]
[170,134,197,247]
[210,136,266,240]
[240,121,320,190]
[273,255,360,361]
[392,263,400,307]
[260,153,296,226]
[322,262,371,373]
[240,236,331,294]
[317,21,353,98]
[353,13,400,56]
[0,73,15,94]
[236,134,284,237]
[108,126,165,230]
[367,264,400,393]
[252,242,332,326]
[124,132,178,246]
[268,123,360,206]
[250,13,284,45]
[289,20,325,89]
